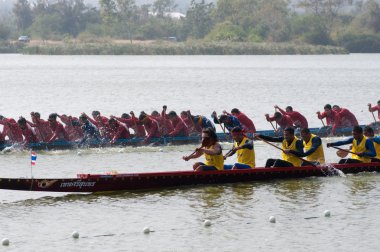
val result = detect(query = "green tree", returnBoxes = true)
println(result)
[115,0,137,41]
[31,13,64,40]
[185,0,215,39]
[99,0,117,34]
[153,0,176,18]
[13,0,33,31]
[298,0,353,39]
[0,23,11,40]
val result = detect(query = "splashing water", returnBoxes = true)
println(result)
[323,163,346,177]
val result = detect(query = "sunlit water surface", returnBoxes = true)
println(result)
[0,54,380,251]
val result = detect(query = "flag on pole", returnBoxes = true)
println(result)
[31,151,37,166]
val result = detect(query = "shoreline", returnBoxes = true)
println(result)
[1,41,348,55]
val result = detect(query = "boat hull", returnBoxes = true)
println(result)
[0,163,379,193]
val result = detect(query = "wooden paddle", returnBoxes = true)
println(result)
[371,111,377,124]
[255,135,316,167]
[331,146,377,161]
[320,118,326,127]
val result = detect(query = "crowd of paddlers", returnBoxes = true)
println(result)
[0,101,379,147]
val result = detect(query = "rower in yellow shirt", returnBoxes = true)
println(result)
[298,128,325,165]
[182,128,224,171]
[224,127,255,169]
[364,126,380,162]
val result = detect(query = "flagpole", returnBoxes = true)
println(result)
[30,150,34,179]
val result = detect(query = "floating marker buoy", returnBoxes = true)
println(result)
[143,227,150,234]
[2,238,9,246]
[204,220,211,227]
[324,210,331,217]
[77,151,82,156]
[159,148,163,152]
[269,216,276,223]
[72,231,79,239]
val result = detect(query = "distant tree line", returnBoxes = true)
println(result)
[0,0,379,52]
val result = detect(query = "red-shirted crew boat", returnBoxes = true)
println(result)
[0,162,379,193]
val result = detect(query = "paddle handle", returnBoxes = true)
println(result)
[331,146,377,161]
[320,118,326,127]
[371,111,377,124]
[256,135,316,167]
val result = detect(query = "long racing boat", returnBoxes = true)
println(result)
[0,125,360,151]
[0,162,378,193]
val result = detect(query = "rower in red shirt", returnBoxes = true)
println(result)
[108,118,131,143]
[58,114,83,141]
[112,112,146,137]
[223,108,256,133]
[17,117,38,145]
[265,112,293,131]
[168,111,189,137]
[155,106,174,136]
[180,111,197,134]
[28,112,53,142]
[47,113,70,143]
[317,104,340,134]
[0,115,23,143]
[333,105,359,127]
[139,112,161,143]
[83,111,111,139]
[275,105,308,129]
[368,100,380,122]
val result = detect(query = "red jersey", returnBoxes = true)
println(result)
[117,117,146,137]
[168,117,189,137]
[1,118,23,143]
[335,108,358,127]
[159,111,174,135]
[318,110,338,126]
[268,114,293,129]
[48,121,69,142]
[60,116,83,141]
[144,117,161,141]
[111,121,131,141]
[29,119,53,142]
[234,112,256,133]
[88,115,111,138]
[278,108,308,128]
[21,124,38,144]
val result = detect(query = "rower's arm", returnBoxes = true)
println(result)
[239,139,254,150]
[258,135,283,143]
[203,144,222,155]
[363,139,376,157]
[289,140,304,157]
[373,136,380,144]
[277,107,287,115]
[328,137,353,147]
[299,137,321,157]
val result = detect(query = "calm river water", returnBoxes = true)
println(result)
[0,54,380,251]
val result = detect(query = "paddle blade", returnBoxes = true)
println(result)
[336,149,349,158]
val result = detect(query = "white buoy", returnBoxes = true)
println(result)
[269,216,276,223]
[159,148,163,152]
[72,231,79,239]
[204,219,212,227]
[324,210,331,217]
[77,151,82,156]
[2,238,9,246]
[118,149,124,153]
[143,227,150,234]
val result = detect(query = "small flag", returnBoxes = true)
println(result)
[31,151,37,166]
